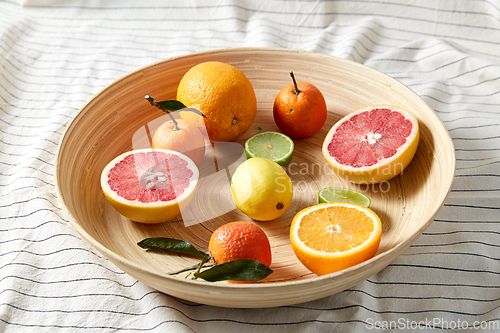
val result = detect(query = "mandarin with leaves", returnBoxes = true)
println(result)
[209,222,272,270]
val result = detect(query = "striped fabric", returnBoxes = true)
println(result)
[1,0,499,332]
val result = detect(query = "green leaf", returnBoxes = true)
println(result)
[137,238,206,258]
[156,100,206,118]
[156,100,188,111]
[194,259,273,282]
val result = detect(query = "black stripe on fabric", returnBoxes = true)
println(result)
[0,197,60,209]
[0,137,59,147]
[0,233,82,244]
[444,203,500,210]
[388,263,500,275]
[411,241,500,248]
[451,189,500,193]
[366,279,500,289]
[0,185,38,197]
[434,218,500,224]
[0,220,64,232]
[409,75,500,89]
[402,251,500,262]
[0,165,53,177]
[0,75,96,99]
[453,174,500,177]
[449,124,500,132]
[1,147,56,158]
[456,163,500,172]
[422,230,500,236]
[0,208,65,220]
[0,289,174,302]
[286,302,500,317]
[0,262,125,275]
[0,247,104,260]
[0,116,66,129]
[0,148,56,157]
[347,288,500,303]
[0,275,139,288]
[0,67,108,93]
[0,318,197,333]
[0,175,55,186]
[0,125,64,138]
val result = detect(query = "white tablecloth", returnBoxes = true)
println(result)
[1,1,499,332]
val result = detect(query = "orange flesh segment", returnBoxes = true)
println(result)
[297,206,374,252]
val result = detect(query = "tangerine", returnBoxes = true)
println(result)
[208,222,272,268]
[273,72,327,138]
[152,118,206,165]
[177,61,257,142]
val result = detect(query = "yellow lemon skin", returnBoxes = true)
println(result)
[231,157,293,221]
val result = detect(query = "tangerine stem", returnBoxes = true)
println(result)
[290,71,300,95]
[145,95,180,131]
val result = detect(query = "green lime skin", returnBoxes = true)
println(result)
[244,131,294,167]
[318,187,371,207]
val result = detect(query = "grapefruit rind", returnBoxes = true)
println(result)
[100,148,199,224]
[322,105,420,184]
[289,202,382,275]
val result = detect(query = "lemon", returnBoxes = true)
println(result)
[231,157,293,221]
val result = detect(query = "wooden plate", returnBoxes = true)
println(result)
[55,48,456,308]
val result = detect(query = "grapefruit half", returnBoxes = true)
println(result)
[322,105,419,184]
[100,148,199,223]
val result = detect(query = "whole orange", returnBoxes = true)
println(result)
[177,61,257,142]
[208,221,272,268]
[151,118,205,165]
[273,72,327,138]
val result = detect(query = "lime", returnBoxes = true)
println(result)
[318,187,371,207]
[244,131,294,166]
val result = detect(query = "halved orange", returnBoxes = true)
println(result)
[290,202,382,275]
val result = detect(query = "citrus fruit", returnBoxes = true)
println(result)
[318,187,371,207]
[100,148,199,224]
[231,157,293,221]
[273,71,327,138]
[151,118,206,165]
[176,61,257,142]
[290,202,382,275]
[322,105,420,184]
[244,131,294,167]
[209,221,272,267]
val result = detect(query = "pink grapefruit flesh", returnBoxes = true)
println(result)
[101,148,199,223]
[322,105,419,184]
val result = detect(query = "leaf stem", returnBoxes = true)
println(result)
[290,71,300,95]
[145,94,180,131]
[192,253,211,280]
[167,262,215,275]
